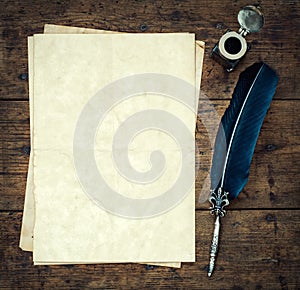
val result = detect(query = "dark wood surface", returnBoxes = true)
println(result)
[1,0,299,289]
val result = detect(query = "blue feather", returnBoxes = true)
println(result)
[210,62,279,200]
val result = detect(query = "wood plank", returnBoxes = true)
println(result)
[0,210,298,289]
[1,100,299,210]
[0,0,299,100]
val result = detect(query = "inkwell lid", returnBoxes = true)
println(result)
[237,5,264,36]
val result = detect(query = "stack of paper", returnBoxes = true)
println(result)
[20,25,205,267]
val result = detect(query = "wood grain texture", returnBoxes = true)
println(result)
[0,0,299,101]
[1,0,299,289]
[0,211,299,289]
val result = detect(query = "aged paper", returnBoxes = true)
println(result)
[19,37,34,252]
[32,33,195,263]
[20,25,205,267]
[44,24,120,34]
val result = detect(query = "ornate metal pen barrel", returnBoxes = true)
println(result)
[208,215,220,277]
[208,188,229,277]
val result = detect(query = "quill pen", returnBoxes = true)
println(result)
[208,62,278,277]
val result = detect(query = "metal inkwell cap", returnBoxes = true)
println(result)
[237,5,264,36]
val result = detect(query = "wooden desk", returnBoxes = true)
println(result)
[1,0,299,288]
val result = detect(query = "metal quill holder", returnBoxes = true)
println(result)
[211,5,264,72]
[208,188,229,277]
